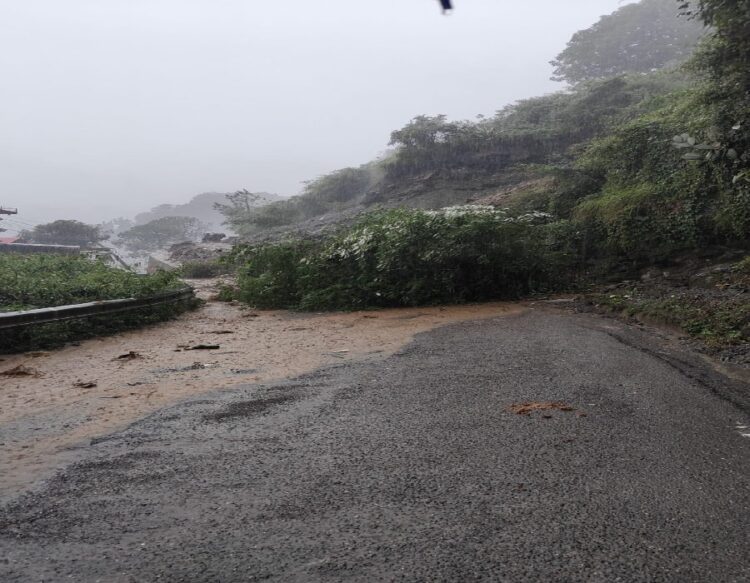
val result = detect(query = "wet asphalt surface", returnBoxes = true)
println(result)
[1,309,749,582]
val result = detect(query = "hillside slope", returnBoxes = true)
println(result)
[217,0,749,358]
[230,0,708,243]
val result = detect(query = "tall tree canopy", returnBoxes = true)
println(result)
[20,220,106,247]
[683,0,750,201]
[684,0,750,87]
[213,190,277,235]
[551,0,706,84]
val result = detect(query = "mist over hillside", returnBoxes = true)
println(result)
[0,0,636,226]
[218,0,708,244]
[132,191,281,233]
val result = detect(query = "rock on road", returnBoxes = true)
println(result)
[1,310,749,582]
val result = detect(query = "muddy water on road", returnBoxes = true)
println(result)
[0,287,521,501]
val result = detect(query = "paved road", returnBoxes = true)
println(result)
[1,310,749,582]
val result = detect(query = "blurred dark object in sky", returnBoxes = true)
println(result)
[440,0,453,13]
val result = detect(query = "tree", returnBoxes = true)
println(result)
[214,190,262,222]
[681,0,750,234]
[118,216,205,252]
[213,189,275,235]
[683,0,750,36]
[19,220,107,247]
[551,0,706,84]
[389,115,460,150]
[682,0,750,92]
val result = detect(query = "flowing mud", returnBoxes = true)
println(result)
[0,280,521,501]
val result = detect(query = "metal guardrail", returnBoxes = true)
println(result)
[0,287,195,331]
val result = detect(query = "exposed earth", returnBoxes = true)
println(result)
[1,303,749,582]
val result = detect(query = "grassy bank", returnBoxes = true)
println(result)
[0,254,198,352]
[0,254,184,311]
[582,255,750,350]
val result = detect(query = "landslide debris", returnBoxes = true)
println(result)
[1,364,43,378]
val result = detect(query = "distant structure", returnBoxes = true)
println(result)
[83,247,132,270]
[0,206,19,234]
[0,242,80,256]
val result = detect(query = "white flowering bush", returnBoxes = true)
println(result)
[231,207,572,310]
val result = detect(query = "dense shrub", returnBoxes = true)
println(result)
[18,220,107,247]
[230,207,575,310]
[550,0,706,84]
[570,87,748,261]
[230,240,317,309]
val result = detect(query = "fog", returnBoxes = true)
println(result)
[0,0,633,228]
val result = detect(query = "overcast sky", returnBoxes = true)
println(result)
[0,0,633,228]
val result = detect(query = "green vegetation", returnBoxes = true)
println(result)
[0,254,184,311]
[591,292,750,348]
[212,190,277,236]
[567,0,750,264]
[227,207,572,310]
[585,256,750,348]
[383,73,689,181]
[0,254,195,352]
[550,0,706,84]
[214,2,718,238]
[14,5,744,354]
[19,220,107,247]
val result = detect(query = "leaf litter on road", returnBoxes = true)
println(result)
[73,381,98,388]
[507,402,577,416]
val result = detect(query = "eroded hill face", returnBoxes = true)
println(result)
[221,0,717,247]
[235,71,694,245]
